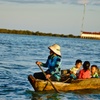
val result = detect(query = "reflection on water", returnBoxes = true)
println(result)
[26,89,100,100]
[29,91,70,100]
[73,89,100,95]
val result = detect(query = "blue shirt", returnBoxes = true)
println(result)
[41,54,61,81]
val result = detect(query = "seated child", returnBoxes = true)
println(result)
[78,61,91,79]
[61,59,82,81]
[91,65,99,78]
[70,59,82,79]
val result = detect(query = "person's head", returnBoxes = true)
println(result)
[48,44,61,56]
[91,65,99,74]
[75,59,82,69]
[83,61,90,71]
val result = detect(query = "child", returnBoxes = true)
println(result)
[61,59,82,81]
[91,65,99,78]
[78,61,91,79]
[70,59,82,79]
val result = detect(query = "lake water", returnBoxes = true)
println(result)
[0,33,100,100]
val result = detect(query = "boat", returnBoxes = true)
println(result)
[81,31,100,39]
[80,2,100,39]
[28,74,100,92]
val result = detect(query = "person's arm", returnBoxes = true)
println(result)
[36,56,50,67]
[36,61,42,66]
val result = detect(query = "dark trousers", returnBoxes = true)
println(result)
[34,71,60,81]
[33,72,46,80]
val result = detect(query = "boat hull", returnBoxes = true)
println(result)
[28,75,100,92]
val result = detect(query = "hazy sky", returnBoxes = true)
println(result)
[0,0,100,35]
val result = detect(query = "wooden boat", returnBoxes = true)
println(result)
[28,75,100,92]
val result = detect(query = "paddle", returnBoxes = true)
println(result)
[37,64,59,93]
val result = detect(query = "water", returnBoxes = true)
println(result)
[0,33,100,100]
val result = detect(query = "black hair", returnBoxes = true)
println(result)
[83,61,90,71]
[75,59,82,65]
[91,65,99,72]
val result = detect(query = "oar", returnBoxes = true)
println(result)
[37,64,59,93]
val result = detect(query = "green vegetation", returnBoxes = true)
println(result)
[0,28,80,38]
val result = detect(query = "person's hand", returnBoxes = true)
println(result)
[36,61,42,66]
[46,74,51,79]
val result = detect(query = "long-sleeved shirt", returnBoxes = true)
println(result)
[41,54,61,81]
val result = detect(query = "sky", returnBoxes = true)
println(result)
[0,0,100,35]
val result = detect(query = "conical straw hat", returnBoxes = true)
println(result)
[48,44,61,56]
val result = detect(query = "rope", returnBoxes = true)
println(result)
[62,78,71,83]
[81,3,86,32]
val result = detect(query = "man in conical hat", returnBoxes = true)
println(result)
[34,44,61,81]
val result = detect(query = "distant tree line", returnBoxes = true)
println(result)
[0,28,80,38]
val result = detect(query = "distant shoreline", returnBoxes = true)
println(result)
[0,28,80,38]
